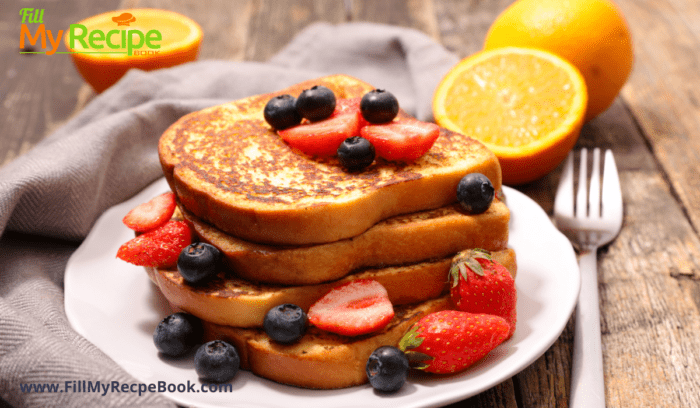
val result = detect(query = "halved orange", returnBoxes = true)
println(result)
[433,47,587,185]
[65,9,203,93]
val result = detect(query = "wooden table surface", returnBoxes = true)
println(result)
[3,0,700,407]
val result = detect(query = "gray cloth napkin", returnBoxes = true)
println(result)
[0,22,458,407]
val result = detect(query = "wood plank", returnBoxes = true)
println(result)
[349,0,440,41]
[0,0,122,167]
[558,74,700,407]
[516,324,573,408]
[433,0,514,57]
[614,0,700,237]
[244,0,348,62]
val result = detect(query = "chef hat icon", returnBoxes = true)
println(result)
[112,13,136,26]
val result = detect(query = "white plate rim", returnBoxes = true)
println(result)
[65,178,580,408]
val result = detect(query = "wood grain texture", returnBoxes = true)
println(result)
[1,0,121,167]
[615,0,700,237]
[244,0,348,62]
[4,0,700,406]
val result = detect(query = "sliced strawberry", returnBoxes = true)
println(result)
[308,279,395,336]
[361,119,440,162]
[116,220,192,268]
[278,112,362,157]
[332,97,370,128]
[122,192,177,232]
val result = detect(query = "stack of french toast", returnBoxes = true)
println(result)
[145,74,516,389]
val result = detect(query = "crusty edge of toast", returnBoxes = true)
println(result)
[145,249,516,328]
[185,200,510,285]
[159,74,503,245]
[200,296,455,389]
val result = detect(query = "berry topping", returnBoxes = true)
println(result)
[264,94,302,130]
[360,89,399,124]
[456,173,495,214]
[366,346,409,393]
[263,304,308,344]
[194,340,240,383]
[177,242,222,286]
[308,279,394,336]
[361,119,440,162]
[153,312,203,357]
[399,310,509,374]
[122,192,176,232]
[296,85,336,121]
[449,249,517,338]
[278,111,361,157]
[337,136,375,171]
[116,220,192,268]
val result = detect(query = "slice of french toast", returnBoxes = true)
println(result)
[145,249,516,328]
[159,74,502,246]
[182,199,510,285]
[198,296,455,389]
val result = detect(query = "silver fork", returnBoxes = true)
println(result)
[553,148,623,408]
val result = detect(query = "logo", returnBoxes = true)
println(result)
[19,8,162,56]
[112,13,136,26]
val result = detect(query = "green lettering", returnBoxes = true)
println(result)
[19,8,33,24]
[106,30,121,49]
[88,29,105,49]
[145,30,161,49]
[20,24,46,49]
[69,24,88,49]
[126,30,144,56]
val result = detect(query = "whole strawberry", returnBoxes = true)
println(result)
[449,249,517,339]
[117,220,192,268]
[398,310,509,374]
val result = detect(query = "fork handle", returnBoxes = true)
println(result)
[570,250,606,408]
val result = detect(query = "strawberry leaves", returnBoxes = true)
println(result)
[398,325,433,370]
[449,248,492,287]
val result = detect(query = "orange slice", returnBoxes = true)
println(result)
[65,9,203,93]
[433,47,587,185]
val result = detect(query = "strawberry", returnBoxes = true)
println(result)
[116,220,192,268]
[308,279,395,336]
[278,111,362,157]
[360,119,440,162]
[398,310,509,374]
[449,249,517,339]
[122,192,177,232]
[332,97,370,128]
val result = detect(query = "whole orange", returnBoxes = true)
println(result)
[65,9,203,93]
[483,0,633,121]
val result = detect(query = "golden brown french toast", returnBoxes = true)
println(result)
[198,297,455,389]
[145,249,515,328]
[159,74,502,245]
[183,199,510,285]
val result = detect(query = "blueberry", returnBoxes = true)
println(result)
[366,346,409,393]
[153,312,203,357]
[337,136,375,171]
[360,89,399,124]
[263,304,308,344]
[177,242,221,285]
[264,94,302,130]
[456,173,495,214]
[296,85,336,121]
[194,340,240,383]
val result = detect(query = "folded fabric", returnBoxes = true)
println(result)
[0,22,458,407]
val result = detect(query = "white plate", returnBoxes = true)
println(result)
[65,178,579,408]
